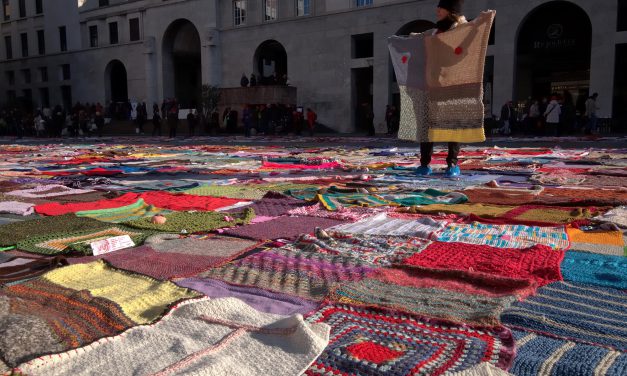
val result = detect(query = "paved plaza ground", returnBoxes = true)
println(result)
[0,136,625,375]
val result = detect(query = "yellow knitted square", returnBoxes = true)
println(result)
[42,261,199,324]
[566,228,625,246]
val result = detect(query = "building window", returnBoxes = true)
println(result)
[6,70,15,85]
[20,33,28,57]
[89,25,98,47]
[109,22,118,44]
[7,90,16,103]
[4,35,12,59]
[59,26,67,52]
[264,0,278,21]
[355,0,373,7]
[352,33,373,59]
[18,0,26,18]
[61,85,72,109]
[35,0,43,14]
[37,29,45,55]
[61,64,70,80]
[21,68,31,84]
[129,18,140,41]
[296,0,310,16]
[233,0,246,26]
[619,0,627,31]
[39,66,47,82]
[39,87,49,107]
[22,89,32,102]
[2,0,9,21]
[99,0,109,6]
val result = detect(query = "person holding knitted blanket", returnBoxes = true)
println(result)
[415,0,467,177]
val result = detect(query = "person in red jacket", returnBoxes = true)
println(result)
[306,108,317,136]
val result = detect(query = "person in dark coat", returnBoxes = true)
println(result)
[187,109,198,137]
[240,74,250,87]
[94,110,105,138]
[416,0,467,178]
[250,74,257,87]
[152,103,162,136]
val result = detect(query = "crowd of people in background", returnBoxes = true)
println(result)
[494,91,602,137]
[240,72,290,87]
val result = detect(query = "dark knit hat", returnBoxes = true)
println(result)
[438,0,463,14]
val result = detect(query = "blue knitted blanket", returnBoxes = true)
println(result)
[501,282,627,351]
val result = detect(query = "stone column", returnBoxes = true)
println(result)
[143,36,158,107]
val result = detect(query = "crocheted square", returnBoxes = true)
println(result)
[305,302,515,375]
[501,281,627,351]
[567,228,626,256]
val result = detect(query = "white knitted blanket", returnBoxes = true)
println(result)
[0,201,35,216]
[16,298,330,376]
[329,212,446,238]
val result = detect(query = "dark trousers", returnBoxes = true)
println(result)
[420,142,460,167]
[168,119,177,138]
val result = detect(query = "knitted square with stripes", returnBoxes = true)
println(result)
[199,247,374,301]
[225,191,305,217]
[304,302,515,376]
[0,214,111,247]
[567,227,627,257]
[509,330,627,376]
[501,281,627,351]
[0,279,135,367]
[16,226,151,255]
[400,241,564,287]
[144,235,260,256]
[75,199,170,223]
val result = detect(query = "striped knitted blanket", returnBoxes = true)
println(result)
[182,184,267,200]
[305,302,514,375]
[0,261,198,367]
[561,251,627,289]
[388,11,495,143]
[16,226,152,255]
[510,330,627,376]
[199,247,374,301]
[437,222,570,250]
[15,298,330,376]
[501,281,627,351]
[75,199,170,223]
[567,227,626,256]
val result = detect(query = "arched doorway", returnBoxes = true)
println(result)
[516,1,592,106]
[389,20,436,109]
[253,40,287,85]
[162,19,201,108]
[105,60,128,103]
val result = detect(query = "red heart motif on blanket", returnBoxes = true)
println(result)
[454,47,463,55]
[401,55,409,64]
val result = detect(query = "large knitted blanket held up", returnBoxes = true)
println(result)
[388,10,495,143]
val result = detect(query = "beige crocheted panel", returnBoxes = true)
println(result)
[393,10,495,143]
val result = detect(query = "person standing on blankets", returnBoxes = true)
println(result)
[412,0,467,177]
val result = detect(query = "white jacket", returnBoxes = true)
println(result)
[544,100,561,124]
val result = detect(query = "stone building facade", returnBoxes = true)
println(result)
[1,0,626,132]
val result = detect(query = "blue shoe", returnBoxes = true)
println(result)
[444,165,461,178]
[416,166,432,176]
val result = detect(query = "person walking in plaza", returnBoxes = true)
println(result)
[306,108,317,137]
[414,0,469,177]
[152,103,162,136]
[499,101,515,135]
[187,109,198,137]
[167,99,179,139]
[585,92,599,135]
[544,95,561,137]
[94,110,105,137]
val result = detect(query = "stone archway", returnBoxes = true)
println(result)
[104,60,128,103]
[516,1,592,105]
[162,19,201,108]
[253,40,288,85]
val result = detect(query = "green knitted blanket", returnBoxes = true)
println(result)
[76,199,170,223]
[0,214,111,247]
[122,208,255,233]
[182,185,266,200]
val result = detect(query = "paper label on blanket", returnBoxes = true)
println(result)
[91,235,135,256]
